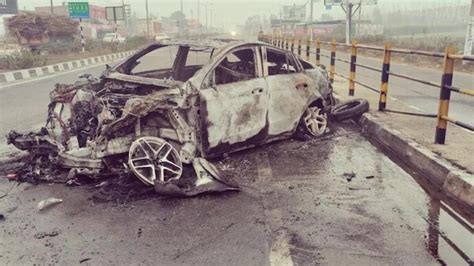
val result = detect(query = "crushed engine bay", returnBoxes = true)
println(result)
[6,71,239,197]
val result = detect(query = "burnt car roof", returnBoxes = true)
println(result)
[148,39,266,50]
[108,40,269,78]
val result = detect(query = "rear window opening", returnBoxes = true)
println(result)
[266,48,300,75]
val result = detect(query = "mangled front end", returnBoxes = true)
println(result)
[7,75,238,196]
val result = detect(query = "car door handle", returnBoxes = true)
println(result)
[296,83,308,89]
[251,88,264,95]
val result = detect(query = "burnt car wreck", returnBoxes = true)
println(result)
[6,40,359,197]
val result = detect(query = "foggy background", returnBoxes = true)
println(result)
[17,0,472,32]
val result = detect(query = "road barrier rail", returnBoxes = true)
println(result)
[259,35,474,144]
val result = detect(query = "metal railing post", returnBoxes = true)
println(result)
[306,39,311,61]
[297,38,302,56]
[349,40,358,96]
[316,40,321,66]
[291,38,295,53]
[285,37,289,50]
[379,43,392,111]
[435,47,455,144]
[330,39,336,84]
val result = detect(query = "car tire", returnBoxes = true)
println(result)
[327,99,369,122]
[294,105,328,141]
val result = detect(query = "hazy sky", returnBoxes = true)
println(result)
[18,0,472,29]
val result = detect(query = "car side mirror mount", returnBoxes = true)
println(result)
[105,64,111,70]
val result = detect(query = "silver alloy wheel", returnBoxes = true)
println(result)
[128,137,183,186]
[304,107,327,136]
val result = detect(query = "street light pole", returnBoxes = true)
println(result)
[180,0,183,37]
[122,0,128,37]
[198,0,201,37]
[344,0,353,45]
[210,10,213,33]
[50,0,53,14]
[145,0,150,39]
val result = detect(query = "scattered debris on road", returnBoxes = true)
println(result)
[7,206,18,213]
[37,198,63,211]
[34,230,61,239]
[79,258,92,264]
[6,173,17,180]
[343,172,357,182]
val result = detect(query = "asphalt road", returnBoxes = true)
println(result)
[317,48,474,125]
[0,41,471,265]
[1,124,468,265]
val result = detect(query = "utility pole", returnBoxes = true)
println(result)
[50,0,53,14]
[345,2,353,45]
[210,10,213,33]
[180,0,184,37]
[145,0,149,39]
[310,0,313,21]
[122,0,127,37]
[198,0,201,37]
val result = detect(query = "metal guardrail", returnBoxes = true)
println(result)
[259,35,474,145]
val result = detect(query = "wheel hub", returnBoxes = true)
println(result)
[128,137,183,186]
[304,107,327,136]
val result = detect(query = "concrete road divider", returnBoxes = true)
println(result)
[0,50,136,84]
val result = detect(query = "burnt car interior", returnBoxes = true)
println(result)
[215,48,257,85]
[122,44,215,82]
[267,48,300,75]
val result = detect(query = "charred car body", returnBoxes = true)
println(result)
[7,40,335,195]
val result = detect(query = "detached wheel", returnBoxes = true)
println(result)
[128,137,183,186]
[328,99,369,122]
[294,106,328,140]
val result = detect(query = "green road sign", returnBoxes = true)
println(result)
[68,2,90,19]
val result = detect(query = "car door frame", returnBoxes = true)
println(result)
[198,44,270,158]
[262,45,317,138]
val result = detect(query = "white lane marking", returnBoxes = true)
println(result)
[270,229,294,266]
[0,60,121,91]
[256,151,294,266]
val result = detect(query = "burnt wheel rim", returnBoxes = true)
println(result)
[128,137,183,186]
[304,107,327,136]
